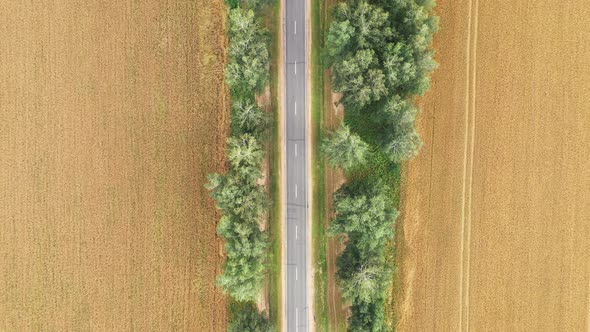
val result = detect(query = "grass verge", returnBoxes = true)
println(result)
[263,0,282,329]
[310,0,329,330]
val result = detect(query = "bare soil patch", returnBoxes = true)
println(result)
[0,1,228,330]
[324,88,348,330]
[397,0,590,330]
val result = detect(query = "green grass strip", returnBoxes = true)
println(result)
[310,0,329,330]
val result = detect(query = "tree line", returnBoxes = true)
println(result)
[323,0,438,330]
[207,2,274,330]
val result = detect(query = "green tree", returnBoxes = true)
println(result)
[205,1,273,317]
[328,180,399,254]
[331,1,392,54]
[332,49,387,109]
[349,299,387,332]
[241,0,268,10]
[326,20,354,62]
[327,0,438,109]
[227,134,264,172]
[382,127,421,163]
[374,96,422,162]
[226,9,270,96]
[229,304,274,332]
[380,0,438,96]
[328,180,398,331]
[336,244,391,305]
[322,124,370,171]
[206,171,266,221]
[216,214,269,302]
[206,135,268,302]
[231,99,268,137]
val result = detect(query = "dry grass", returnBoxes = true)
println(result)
[0,1,229,330]
[396,0,590,331]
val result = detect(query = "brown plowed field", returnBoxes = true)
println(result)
[0,1,228,330]
[397,0,590,331]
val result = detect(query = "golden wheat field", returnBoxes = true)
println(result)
[397,0,590,331]
[0,1,229,330]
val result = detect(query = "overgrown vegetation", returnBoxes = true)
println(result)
[322,125,369,171]
[327,0,438,163]
[311,0,330,329]
[228,303,275,332]
[323,0,438,330]
[328,180,398,331]
[207,1,274,330]
[263,0,283,327]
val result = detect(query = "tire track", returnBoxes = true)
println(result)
[587,275,590,332]
[459,0,478,330]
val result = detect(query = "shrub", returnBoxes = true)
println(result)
[226,8,270,97]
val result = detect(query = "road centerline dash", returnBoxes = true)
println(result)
[285,0,309,330]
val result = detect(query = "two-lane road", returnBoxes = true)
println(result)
[284,0,308,331]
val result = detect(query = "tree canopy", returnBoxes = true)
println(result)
[328,180,397,331]
[207,9,271,301]
[231,99,268,138]
[327,0,438,102]
[375,95,422,162]
[208,0,272,326]
[229,304,275,332]
[328,180,399,254]
[322,124,370,171]
[216,213,269,301]
[226,8,270,96]
[327,0,437,163]
[325,1,438,330]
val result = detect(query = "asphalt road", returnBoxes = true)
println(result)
[285,0,308,331]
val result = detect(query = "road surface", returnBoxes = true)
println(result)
[285,0,308,331]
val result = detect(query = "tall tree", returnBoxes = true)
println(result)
[216,214,269,302]
[349,298,387,332]
[227,134,264,172]
[226,9,270,96]
[328,180,399,253]
[382,127,421,163]
[336,244,391,305]
[374,95,422,162]
[332,49,387,109]
[229,304,274,332]
[326,20,354,61]
[328,179,398,331]
[330,1,392,56]
[322,124,370,171]
[231,99,267,137]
